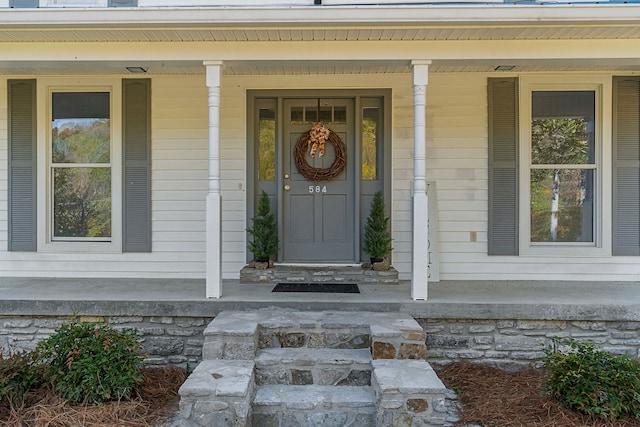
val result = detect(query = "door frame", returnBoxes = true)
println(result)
[246,89,392,264]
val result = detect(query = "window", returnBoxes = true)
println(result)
[51,92,112,241]
[519,77,610,255]
[488,76,613,256]
[529,91,596,244]
[39,82,123,252]
[9,78,150,253]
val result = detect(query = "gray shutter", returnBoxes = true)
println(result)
[488,77,519,255]
[8,80,37,252]
[108,0,137,6]
[122,79,151,252]
[612,77,640,255]
[10,0,38,7]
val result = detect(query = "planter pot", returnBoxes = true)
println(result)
[255,257,270,263]
[370,257,384,264]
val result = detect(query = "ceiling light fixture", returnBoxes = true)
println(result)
[494,65,516,71]
[126,66,148,73]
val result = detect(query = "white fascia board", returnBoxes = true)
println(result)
[2,4,640,29]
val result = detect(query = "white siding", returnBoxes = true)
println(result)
[426,72,640,281]
[0,75,209,278]
[2,70,640,282]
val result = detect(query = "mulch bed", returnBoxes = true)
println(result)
[438,361,639,427]
[0,366,186,427]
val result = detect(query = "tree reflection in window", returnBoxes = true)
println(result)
[362,107,379,181]
[530,91,595,243]
[258,108,276,181]
[51,92,111,239]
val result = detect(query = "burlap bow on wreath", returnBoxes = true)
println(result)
[294,124,347,181]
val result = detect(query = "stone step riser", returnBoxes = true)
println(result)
[255,366,372,387]
[251,409,376,426]
[252,384,377,427]
[202,311,427,362]
[255,348,372,386]
[239,265,399,285]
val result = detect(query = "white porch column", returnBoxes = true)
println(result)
[204,60,223,298]
[411,60,431,300]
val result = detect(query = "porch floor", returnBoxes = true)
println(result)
[0,278,638,321]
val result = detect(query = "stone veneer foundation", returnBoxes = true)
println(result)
[1,316,638,371]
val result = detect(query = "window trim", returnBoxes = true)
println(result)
[518,75,612,257]
[37,79,123,253]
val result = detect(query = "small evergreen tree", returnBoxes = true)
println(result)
[363,191,393,262]
[247,191,278,261]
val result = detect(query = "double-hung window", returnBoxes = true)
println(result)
[51,92,112,241]
[9,78,150,253]
[520,77,610,255]
[40,82,123,252]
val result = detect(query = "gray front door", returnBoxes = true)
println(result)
[282,98,355,262]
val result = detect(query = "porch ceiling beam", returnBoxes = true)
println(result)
[1,39,640,62]
[2,5,640,29]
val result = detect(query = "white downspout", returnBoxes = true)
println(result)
[411,60,431,300]
[204,60,223,298]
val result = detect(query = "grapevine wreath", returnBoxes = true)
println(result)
[294,124,346,181]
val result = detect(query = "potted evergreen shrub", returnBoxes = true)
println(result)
[247,190,278,265]
[363,191,393,266]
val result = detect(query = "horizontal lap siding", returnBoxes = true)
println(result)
[430,73,640,281]
[148,77,207,275]
[1,72,640,281]
[224,73,414,279]
[427,74,489,279]
[0,76,208,278]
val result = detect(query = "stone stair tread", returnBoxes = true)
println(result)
[253,384,376,409]
[255,347,372,366]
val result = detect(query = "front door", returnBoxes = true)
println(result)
[282,98,355,262]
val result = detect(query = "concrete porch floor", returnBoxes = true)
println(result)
[0,278,638,321]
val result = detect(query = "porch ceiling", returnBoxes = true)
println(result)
[1,58,640,76]
[2,4,640,44]
[2,5,640,75]
[2,24,640,44]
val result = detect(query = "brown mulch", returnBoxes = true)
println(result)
[438,361,640,427]
[0,366,186,427]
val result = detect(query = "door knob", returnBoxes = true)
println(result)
[284,185,291,191]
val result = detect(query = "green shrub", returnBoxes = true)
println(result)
[363,191,393,261]
[544,338,640,420]
[36,322,144,405]
[0,351,45,408]
[247,190,278,261]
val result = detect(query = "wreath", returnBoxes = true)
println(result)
[294,124,347,181]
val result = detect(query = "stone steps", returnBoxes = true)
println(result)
[255,347,372,386]
[239,264,399,285]
[178,310,447,427]
[252,384,376,426]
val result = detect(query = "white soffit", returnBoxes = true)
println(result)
[2,5,640,42]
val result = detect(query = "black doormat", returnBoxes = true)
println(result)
[272,283,360,293]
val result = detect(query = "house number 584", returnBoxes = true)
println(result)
[309,185,327,193]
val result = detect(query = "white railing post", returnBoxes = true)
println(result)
[411,60,431,300]
[204,60,222,298]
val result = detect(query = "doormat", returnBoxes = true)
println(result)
[272,283,360,293]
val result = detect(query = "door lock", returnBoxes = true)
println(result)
[284,174,290,179]
[284,185,291,191]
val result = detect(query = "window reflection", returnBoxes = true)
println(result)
[362,107,379,180]
[259,107,276,181]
